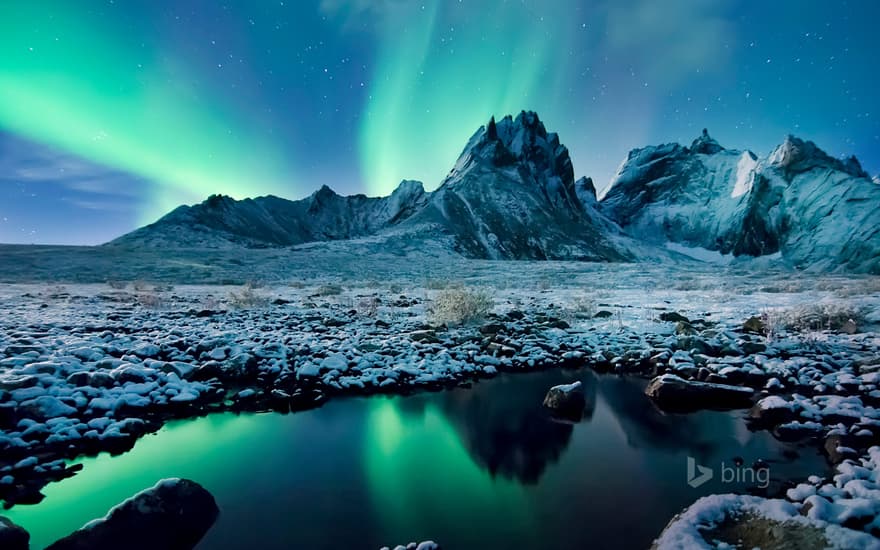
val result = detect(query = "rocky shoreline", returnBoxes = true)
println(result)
[1,274,879,545]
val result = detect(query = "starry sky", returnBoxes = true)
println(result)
[1,0,878,245]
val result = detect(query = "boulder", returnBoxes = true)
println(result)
[542,381,586,420]
[408,330,440,344]
[0,516,29,550]
[740,341,767,355]
[660,312,690,323]
[380,542,441,550]
[823,434,857,465]
[748,396,800,428]
[0,374,39,391]
[479,323,506,335]
[743,316,765,334]
[675,321,696,336]
[18,396,77,420]
[645,374,754,413]
[505,310,525,321]
[46,478,218,550]
[66,371,115,389]
[189,361,225,382]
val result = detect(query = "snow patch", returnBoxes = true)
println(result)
[731,151,757,198]
[665,242,733,265]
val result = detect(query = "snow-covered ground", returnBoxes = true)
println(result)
[1,254,879,542]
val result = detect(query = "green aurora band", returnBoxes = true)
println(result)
[358,0,578,196]
[0,1,296,223]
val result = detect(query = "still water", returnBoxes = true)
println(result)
[7,370,826,550]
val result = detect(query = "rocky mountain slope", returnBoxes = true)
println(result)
[112,112,641,261]
[601,130,880,272]
[111,113,879,272]
[112,180,428,248]
[391,112,635,260]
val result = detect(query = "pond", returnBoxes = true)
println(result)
[7,370,827,550]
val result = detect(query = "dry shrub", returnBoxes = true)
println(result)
[429,287,494,326]
[564,295,597,320]
[761,302,864,335]
[315,284,343,296]
[357,297,380,317]
[137,293,164,309]
[228,283,269,308]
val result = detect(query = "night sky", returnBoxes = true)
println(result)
[1,0,878,245]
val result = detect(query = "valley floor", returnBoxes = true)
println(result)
[1,250,880,547]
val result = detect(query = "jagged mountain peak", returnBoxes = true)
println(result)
[768,134,868,178]
[448,111,574,193]
[574,176,598,206]
[690,128,725,155]
[312,184,338,197]
[390,179,425,197]
[401,111,637,261]
[110,110,876,272]
[203,193,237,209]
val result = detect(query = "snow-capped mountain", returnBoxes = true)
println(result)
[112,179,428,248]
[601,130,880,272]
[113,111,639,261]
[111,113,878,272]
[393,111,635,260]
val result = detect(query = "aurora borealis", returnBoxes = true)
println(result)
[1,0,878,244]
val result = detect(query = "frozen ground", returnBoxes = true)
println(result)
[1,246,880,542]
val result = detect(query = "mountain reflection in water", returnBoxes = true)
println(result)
[8,369,827,550]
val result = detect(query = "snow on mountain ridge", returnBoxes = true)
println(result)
[396,111,641,260]
[112,179,428,248]
[768,134,868,178]
[111,111,638,261]
[601,131,880,273]
[109,114,877,272]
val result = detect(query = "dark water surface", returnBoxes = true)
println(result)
[7,370,827,550]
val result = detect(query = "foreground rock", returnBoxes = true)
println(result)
[652,494,880,549]
[645,374,754,412]
[0,516,29,550]
[379,541,440,550]
[46,478,218,550]
[542,381,586,421]
[1,271,878,506]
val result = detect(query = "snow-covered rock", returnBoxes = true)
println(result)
[644,374,754,412]
[542,380,586,420]
[652,493,880,549]
[17,396,77,421]
[379,541,440,550]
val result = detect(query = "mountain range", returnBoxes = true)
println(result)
[111,111,880,273]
